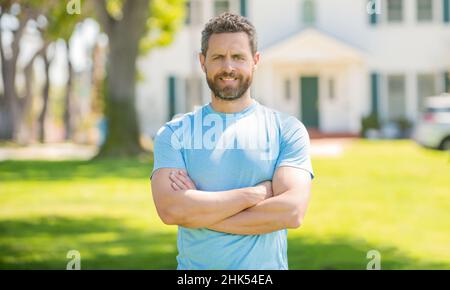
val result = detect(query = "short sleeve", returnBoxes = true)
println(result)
[151,125,186,179]
[275,116,314,179]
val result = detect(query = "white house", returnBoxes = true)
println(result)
[136,0,450,137]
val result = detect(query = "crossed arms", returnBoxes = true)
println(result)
[150,166,312,235]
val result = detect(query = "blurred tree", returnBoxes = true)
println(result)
[93,0,185,157]
[0,0,84,142]
[19,43,42,143]
[90,39,105,117]
[0,1,39,140]
[36,0,85,142]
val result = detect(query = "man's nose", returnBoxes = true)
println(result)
[222,59,235,73]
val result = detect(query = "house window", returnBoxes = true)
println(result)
[445,71,450,93]
[185,0,202,25]
[328,79,335,100]
[168,76,177,120]
[387,75,406,121]
[302,0,316,26]
[368,0,381,25]
[387,0,403,22]
[417,0,433,22]
[445,0,450,23]
[371,73,380,115]
[185,1,191,24]
[284,79,291,101]
[417,74,436,112]
[185,76,203,112]
[240,0,247,17]
[214,0,230,16]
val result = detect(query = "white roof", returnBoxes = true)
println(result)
[261,28,366,65]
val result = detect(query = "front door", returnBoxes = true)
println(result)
[300,76,319,128]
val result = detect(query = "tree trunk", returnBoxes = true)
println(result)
[0,8,31,141]
[0,12,20,140]
[38,43,52,143]
[90,40,105,116]
[0,61,17,140]
[99,33,141,156]
[16,47,41,144]
[63,41,74,141]
[94,0,150,157]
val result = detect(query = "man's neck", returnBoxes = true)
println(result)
[209,93,254,113]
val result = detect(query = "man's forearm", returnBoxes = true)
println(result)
[207,189,307,235]
[165,186,264,228]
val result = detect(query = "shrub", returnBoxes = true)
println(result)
[361,113,380,138]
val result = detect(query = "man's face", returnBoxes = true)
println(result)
[200,32,260,101]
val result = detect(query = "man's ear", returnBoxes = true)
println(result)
[253,52,261,69]
[199,52,206,73]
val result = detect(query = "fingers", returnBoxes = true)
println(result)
[259,180,273,198]
[178,170,196,189]
[169,171,186,190]
[171,181,182,191]
[175,170,197,189]
[173,171,190,188]
[169,170,196,190]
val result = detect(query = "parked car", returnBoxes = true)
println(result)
[413,94,450,150]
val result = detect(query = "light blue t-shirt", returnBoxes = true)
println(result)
[151,100,314,270]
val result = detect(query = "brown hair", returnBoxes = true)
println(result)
[201,12,257,56]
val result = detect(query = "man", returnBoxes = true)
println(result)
[151,12,314,270]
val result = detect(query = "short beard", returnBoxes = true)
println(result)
[205,70,252,101]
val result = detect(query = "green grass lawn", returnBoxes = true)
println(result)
[0,140,449,269]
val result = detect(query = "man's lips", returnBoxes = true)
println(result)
[218,76,239,85]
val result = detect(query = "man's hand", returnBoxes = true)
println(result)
[253,180,274,200]
[207,167,312,235]
[169,170,273,202]
[169,170,197,191]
